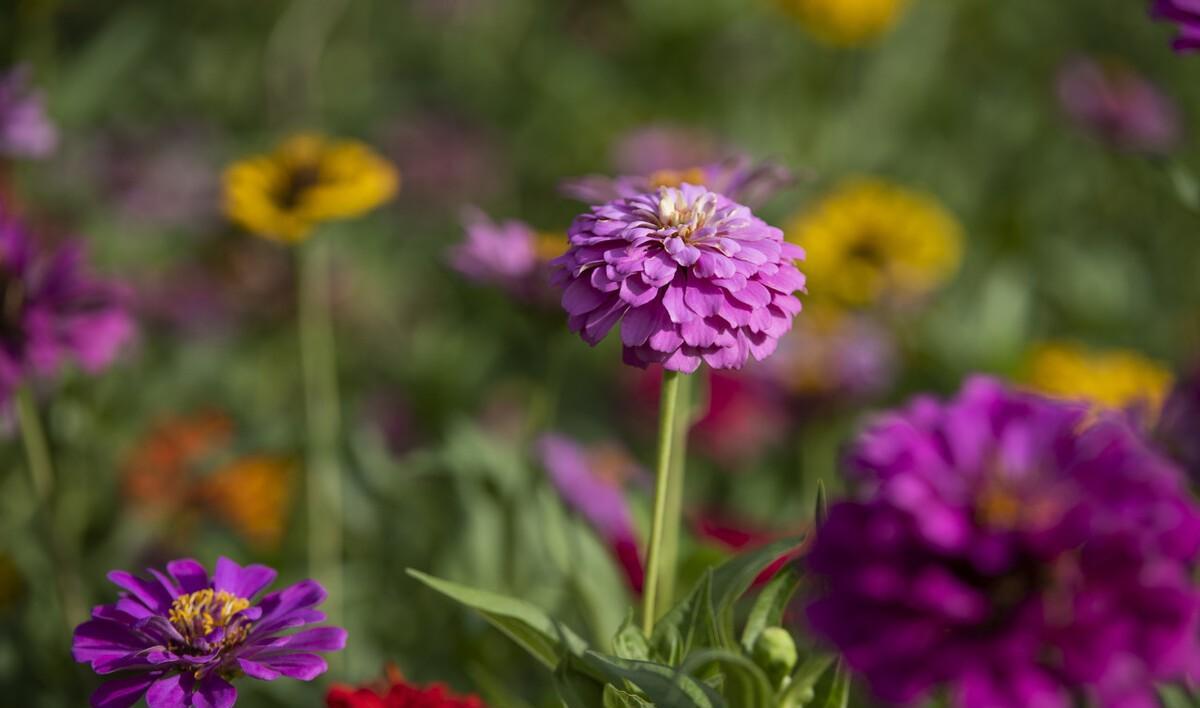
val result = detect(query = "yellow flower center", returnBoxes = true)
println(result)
[167,589,251,652]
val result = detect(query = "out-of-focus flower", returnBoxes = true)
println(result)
[385,113,502,205]
[807,377,1200,707]
[0,65,57,159]
[1057,57,1181,154]
[1023,341,1173,420]
[96,126,219,228]
[223,133,398,243]
[786,177,962,309]
[73,557,346,708]
[562,156,793,209]
[198,456,294,550]
[776,0,909,48]
[553,184,806,372]
[767,303,896,403]
[0,205,134,407]
[538,434,645,592]
[1158,363,1200,483]
[327,666,485,708]
[1153,1,1200,53]
[449,209,538,287]
[611,124,720,176]
[122,410,234,514]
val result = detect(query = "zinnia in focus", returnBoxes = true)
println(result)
[776,0,909,47]
[807,377,1200,707]
[73,557,346,708]
[786,177,962,309]
[553,184,806,372]
[0,64,57,159]
[1023,341,1173,420]
[1057,57,1181,154]
[326,666,485,708]
[1153,0,1200,52]
[0,205,134,407]
[223,133,398,243]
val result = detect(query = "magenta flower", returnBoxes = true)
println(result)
[1153,0,1200,52]
[449,209,539,288]
[73,557,346,708]
[0,206,133,406]
[552,184,805,373]
[0,65,57,159]
[1057,57,1181,153]
[807,377,1200,707]
[538,434,644,592]
[562,155,794,209]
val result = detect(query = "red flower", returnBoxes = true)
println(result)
[326,668,485,708]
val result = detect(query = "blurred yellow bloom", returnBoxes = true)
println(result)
[786,177,962,308]
[778,0,910,47]
[223,133,399,244]
[1024,342,1174,416]
[199,456,295,550]
[535,231,567,262]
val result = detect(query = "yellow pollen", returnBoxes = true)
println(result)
[168,589,251,647]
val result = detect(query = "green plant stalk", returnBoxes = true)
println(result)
[15,386,84,632]
[641,370,686,635]
[298,237,344,626]
[655,372,691,615]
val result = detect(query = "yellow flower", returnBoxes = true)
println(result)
[199,456,295,549]
[534,231,567,263]
[777,0,910,47]
[1024,342,1174,416]
[786,177,962,308]
[223,133,399,244]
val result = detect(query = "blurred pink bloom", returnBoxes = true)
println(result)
[0,65,57,160]
[449,209,538,286]
[1057,57,1181,154]
[611,124,721,176]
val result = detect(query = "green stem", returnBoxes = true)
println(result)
[298,238,344,626]
[641,370,687,635]
[656,373,691,614]
[15,386,83,632]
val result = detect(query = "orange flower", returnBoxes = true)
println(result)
[122,411,233,513]
[198,456,295,549]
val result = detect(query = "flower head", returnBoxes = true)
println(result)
[0,65,57,159]
[1153,0,1200,52]
[327,667,485,708]
[198,456,295,550]
[122,410,234,514]
[1057,57,1181,154]
[776,0,910,47]
[767,303,896,403]
[786,177,962,309]
[538,434,645,592]
[553,184,805,373]
[807,377,1200,707]
[449,209,539,286]
[0,206,134,407]
[1023,341,1173,420]
[73,557,346,708]
[223,133,398,243]
[562,156,793,209]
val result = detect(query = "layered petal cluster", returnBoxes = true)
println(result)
[327,669,485,708]
[562,156,793,209]
[1153,0,1200,52]
[73,557,346,708]
[553,184,805,373]
[1057,57,1181,154]
[807,377,1200,707]
[0,64,57,159]
[0,207,134,407]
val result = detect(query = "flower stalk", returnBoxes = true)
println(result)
[642,369,689,634]
[298,236,344,626]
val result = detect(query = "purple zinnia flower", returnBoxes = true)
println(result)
[807,377,1200,707]
[449,209,539,288]
[1153,0,1200,52]
[538,434,645,592]
[1057,57,1181,153]
[0,206,134,406]
[73,557,347,708]
[553,184,806,373]
[0,65,57,159]
[562,155,794,209]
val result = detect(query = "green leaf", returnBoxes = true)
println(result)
[602,685,654,708]
[556,655,608,708]
[740,566,803,654]
[807,660,850,708]
[580,651,727,708]
[407,569,588,670]
[679,649,775,708]
[612,612,652,661]
[814,481,829,529]
[778,654,835,708]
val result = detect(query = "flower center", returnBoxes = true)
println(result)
[656,188,719,243]
[277,165,321,210]
[167,589,252,654]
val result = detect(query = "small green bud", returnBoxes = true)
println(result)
[753,627,799,687]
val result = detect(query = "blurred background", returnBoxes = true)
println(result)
[2,0,1199,705]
